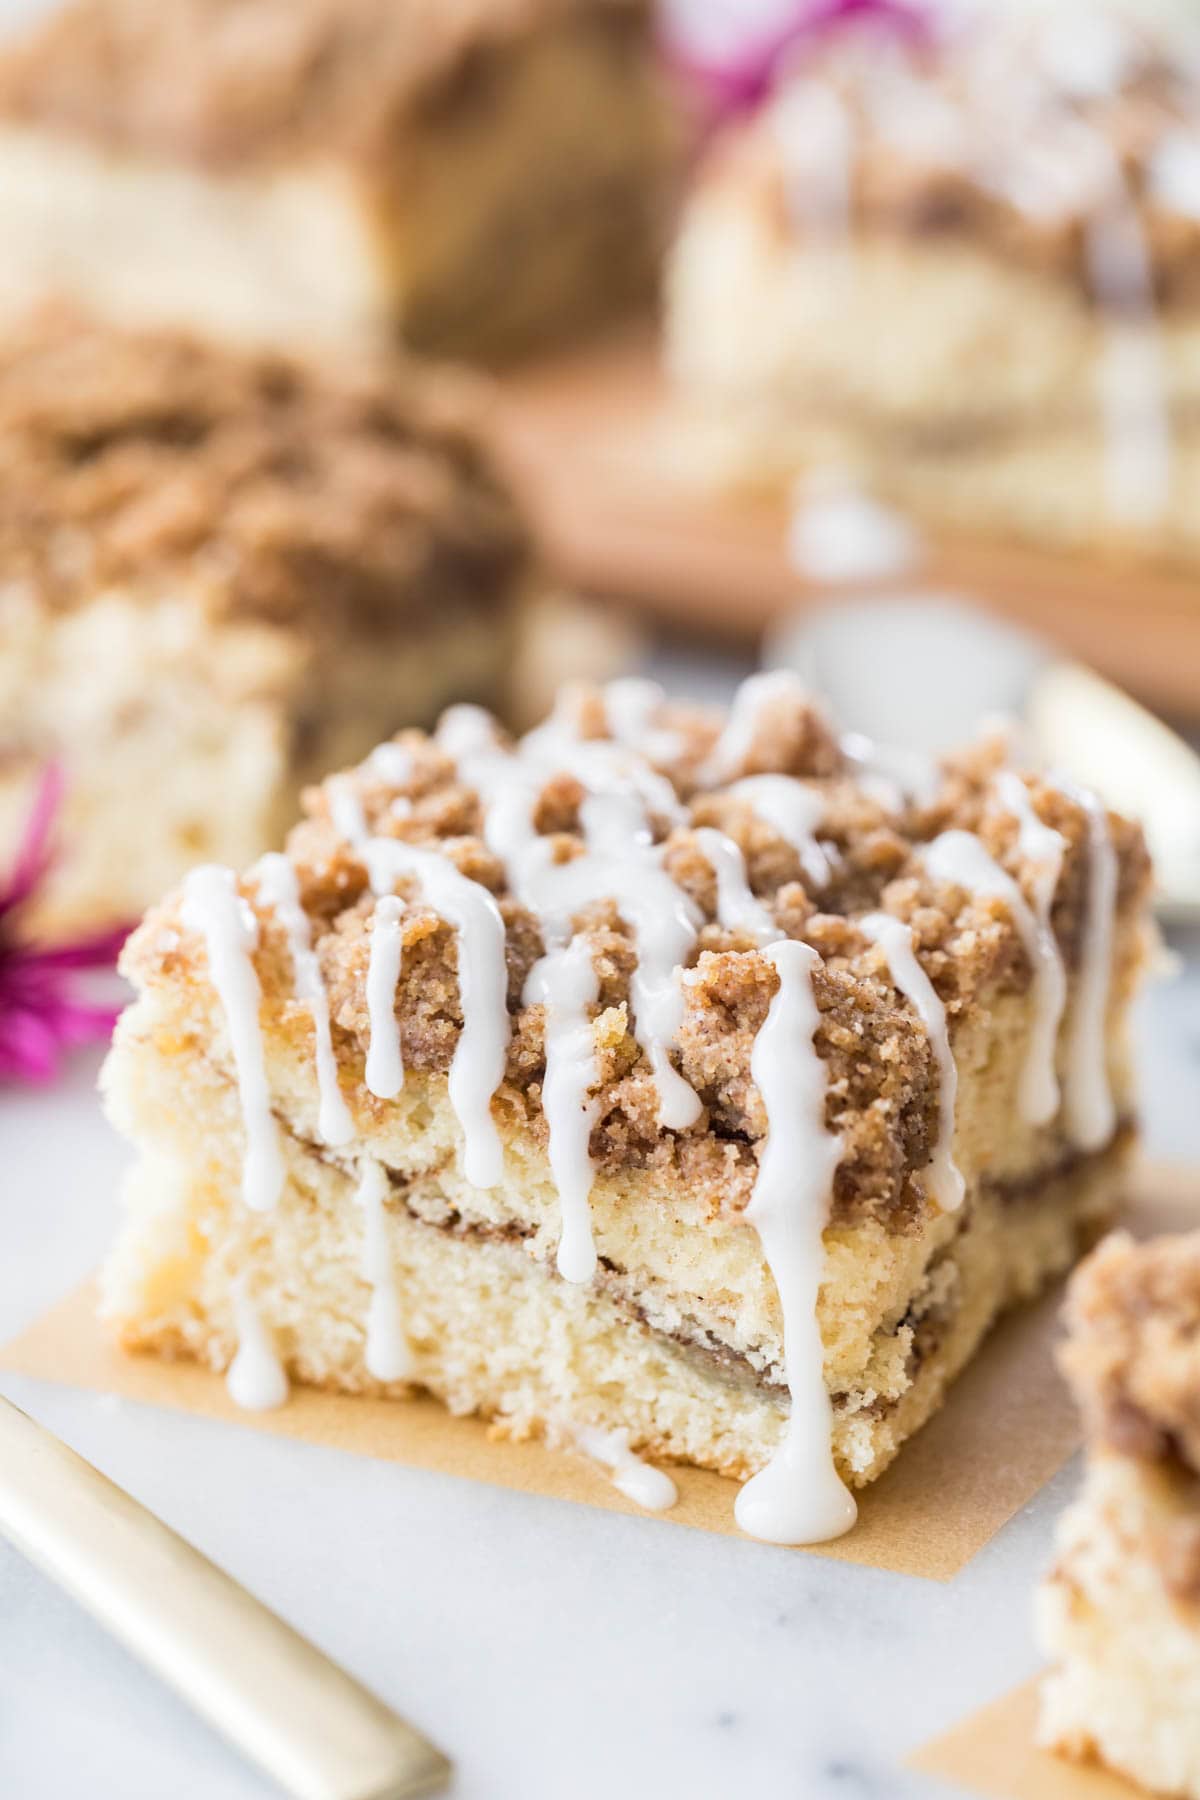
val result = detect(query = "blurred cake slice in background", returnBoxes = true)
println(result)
[666,3,1200,567]
[1038,1229,1200,1798]
[0,0,674,361]
[0,312,532,938]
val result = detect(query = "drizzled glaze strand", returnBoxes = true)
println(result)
[253,853,353,1150]
[925,830,1065,1128]
[524,938,602,1284]
[992,770,1069,1126]
[859,912,964,1215]
[699,670,812,785]
[181,865,284,1213]
[1060,783,1117,1151]
[694,827,779,945]
[364,839,509,1189]
[226,1279,289,1410]
[575,1425,678,1512]
[734,940,856,1546]
[355,1159,413,1381]
[725,774,831,887]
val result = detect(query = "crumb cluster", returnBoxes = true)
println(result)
[1062,1229,1200,1476]
[0,311,528,628]
[124,684,1151,1230]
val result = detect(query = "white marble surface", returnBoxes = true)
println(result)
[1,882,1198,1798]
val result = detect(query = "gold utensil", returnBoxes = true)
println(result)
[0,1394,450,1800]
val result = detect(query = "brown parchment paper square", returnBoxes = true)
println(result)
[909,1677,1145,1799]
[3,1164,1196,1583]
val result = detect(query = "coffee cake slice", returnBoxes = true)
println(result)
[0,0,674,361]
[101,675,1152,1542]
[0,313,530,938]
[1038,1230,1200,1796]
[666,5,1200,568]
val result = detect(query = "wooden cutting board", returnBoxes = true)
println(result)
[493,329,1200,719]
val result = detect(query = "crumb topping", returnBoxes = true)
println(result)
[0,311,529,627]
[0,0,650,168]
[708,9,1200,305]
[123,680,1151,1230]
[1062,1229,1200,1475]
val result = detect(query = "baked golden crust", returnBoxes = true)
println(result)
[0,311,529,628]
[1062,1229,1200,1475]
[121,683,1151,1230]
[698,11,1200,307]
[0,0,650,169]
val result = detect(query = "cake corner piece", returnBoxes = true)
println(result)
[1037,1228,1200,1798]
[100,673,1152,1542]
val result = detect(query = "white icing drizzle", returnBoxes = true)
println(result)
[991,770,1069,1128]
[226,1280,289,1411]
[734,940,857,1546]
[1059,783,1118,1153]
[355,1159,413,1382]
[366,742,414,786]
[725,775,831,888]
[925,830,1065,1127]
[840,732,940,812]
[1150,130,1200,221]
[365,895,406,1101]
[772,78,855,237]
[602,677,686,764]
[363,840,510,1189]
[253,853,353,1150]
[182,865,284,1213]
[575,1425,678,1512]
[524,938,602,1285]
[693,827,779,945]
[859,913,964,1216]
[327,774,368,846]
[1085,162,1171,528]
[700,671,813,787]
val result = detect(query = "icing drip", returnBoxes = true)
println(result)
[326,774,367,846]
[366,743,414,786]
[253,853,353,1149]
[773,78,855,237]
[1086,174,1171,528]
[700,671,813,787]
[925,830,1065,1127]
[602,677,686,764]
[693,827,779,945]
[840,732,940,811]
[365,895,406,1100]
[575,1426,678,1512]
[524,938,602,1284]
[182,865,284,1213]
[364,840,509,1189]
[992,770,1070,1128]
[734,940,856,1546]
[355,1160,413,1382]
[859,913,964,1215]
[1060,784,1118,1152]
[226,1280,289,1411]
[528,795,703,1131]
[442,707,700,1133]
[725,775,831,888]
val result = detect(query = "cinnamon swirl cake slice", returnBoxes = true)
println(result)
[1038,1230,1200,1797]
[101,676,1152,1542]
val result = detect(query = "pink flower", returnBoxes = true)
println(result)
[0,765,128,1085]
[664,0,929,124]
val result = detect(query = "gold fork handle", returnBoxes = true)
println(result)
[0,1395,450,1800]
